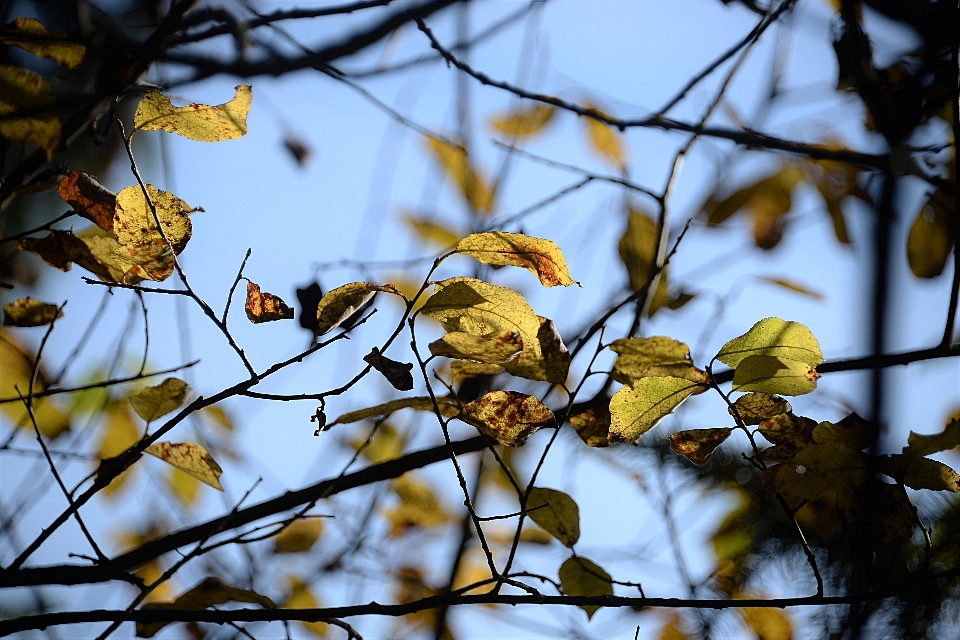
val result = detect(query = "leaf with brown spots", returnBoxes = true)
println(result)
[569,400,611,448]
[144,442,224,491]
[57,171,115,230]
[429,329,523,364]
[729,392,791,426]
[669,428,733,464]
[134,86,252,142]
[129,378,191,422]
[363,347,414,391]
[610,336,709,386]
[18,228,124,282]
[315,282,398,335]
[114,184,193,256]
[244,281,293,323]
[2,298,61,327]
[456,231,577,287]
[0,18,86,68]
[458,390,555,446]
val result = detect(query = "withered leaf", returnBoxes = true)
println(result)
[295,282,324,334]
[459,390,555,446]
[145,441,223,491]
[244,281,293,323]
[456,231,577,287]
[2,297,61,327]
[57,171,115,230]
[568,399,611,448]
[669,428,733,464]
[17,228,123,282]
[363,346,414,391]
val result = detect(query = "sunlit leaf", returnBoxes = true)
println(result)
[145,442,223,491]
[137,577,274,637]
[282,578,327,637]
[459,390,555,446]
[57,171,115,230]
[425,136,495,214]
[729,393,791,425]
[756,276,825,301]
[111,241,175,283]
[429,330,523,364]
[273,519,324,553]
[0,64,60,160]
[732,355,820,396]
[402,211,462,249]
[489,104,555,137]
[456,231,577,287]
[329,396,460,426]
[907,188,955,278]
[503,316,571,384]
[315,282,397,335]
[245,281,293,323]
[17,228,123,281]
[583,105,626,168]
[134,86,252,142]
[526,487,580,547]
[609,377,703,443]
[0,18,86,68]
[129,378,191,422]
[669,428,733,464]
[385,473,450,535]
[451,360,504,379]
[114,184,194,256]
[97,403,141,460]
[0,329,70,439]
[610,336,709,385]
[618,207,657,291]
[558,555,613,619]
[902,418,960,457]
[762,443,868,501]
[716,318,823,369]
[134,561,176,604]
[2,298,61,327]
[364,347,414,391]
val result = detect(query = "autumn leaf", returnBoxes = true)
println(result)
[282,578,327,637]
[315,282,397,335]
[762,443,869,501]
[526,487,580,547]
[351,422,405,464]
[57,171,116,230]
[450,361,504,379]
[878,454,960,492]
[732,355,820,396]
[0,64,60,160]
[729,393,791,425]
[756,276,825,301]
[273,519,324,553]
[459,390,555,446]
[558,556,614,619]
[97,403,140,460]
[329,396,460,426]
[609,377,703,443]
[167,467,199,507]
[907,188,955,278]
[489,104,555,137]
[0,18,86,68]
[669,428,733,465]
[145,442,224,491]
[429,330,523,365]
[740,603,793,640]
[757,412,817,448]
[244,281,294,323]
[583,104,626,168]
[114,184,193,255]
[503,316,571,384]
[812,413,877,450]
[610,336,709,385]
[569,399,611,448]
[363,346,414,391]
[129,378,191,422]
[402,211,462,249]
[2,298,61,327]
[137,577,273,637]
[425,136,496,213]
[902,418,960,458]
[618,207,658,291]
[385,473,450,535]
[133,85,252,141]
[456,231,577,287]
[716,318,823,369]
[0,329,70,439]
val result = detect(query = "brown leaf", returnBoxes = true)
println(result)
[459,390,555,446]
[568,400,611,448]
[2,297,61,327]
[363,347,414,391]
[244,281,293,323]
[669,428,733,464]
[17,228,122,281]
[57,171,116,230]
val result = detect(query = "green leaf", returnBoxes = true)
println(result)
[609,377,702,443]
[907,188,955,278]
[503,316,571,384]
[329,396,460,426]
[558,556,614,619]
[129,378,191,422]
[617,207,657,291]
[526,487,580,547]
[429,330,523,364]
[879,454,960,492]
[133,85,252,141]
[0,63,60,160]
[610,336,709,385]
[729,392,791,425]
[145,441,223,491]
[314,282,397,335]
[458,390,555,446]
[456,231,577,287]
[669,428,733,464]
[716,318,823,368]
[762,443,868,500]
[812,412,877,450]
[2,298,61,327]
[732,355,820,396]
[489,104,555,137]
[273,519,323,553]
[136,577,274,637]
[902,418,960,457]
[0,18,86,68]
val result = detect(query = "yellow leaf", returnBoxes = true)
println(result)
[402,211,462,249]
[502,316,571,384]
[811,412,877,450]
[762,443,868,501]
[385,473,450,535]
[669,428,733,464]
[756,277,825,301]
[167,467,199,507]
[273,519,324,553]
[329,396,460,426]
[129,378,191,422]
[583,104,626,168]
[609,377,703,443]
[902,418,960,457]
[429,330,523,365]
[18,227,126,282]
[451,548,496,595]
[2,298,61,327]
[456,231,577,287]
[282,578,327,637]
[610,336,709,385]
[716,318,823,369]
[907,188,955,278]
[526,487,579,547]
[114,184,193,256]
[145,442,224,491]
[111,242,175,284]
[201,405,235,432]
[135,561,176,604]
[489,104,555,138]
[244,280,294,323]
[134,86,252,142]
[450,361,504,378]
[97,404,141,460]
[0,18,86,68]
[350,422,406,464]
[459,390,555,446]
[558,556,613,619]
[314,281,397,335]
[732,355,820,396]
[0,329,70,439]
[0,64,60,159]
[618,207,658,291]
[425,136,495,214]
[740,605,793,640]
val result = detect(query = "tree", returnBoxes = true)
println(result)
[0,0,958,638]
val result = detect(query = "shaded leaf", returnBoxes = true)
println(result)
[2,298,61,327]
[0,63,60,159]
[245,281,293,323]
[363,346,414,391]
[296,281,324,334]
[0,18,86,68]
[273,519,324,553]
[137,577,274,637]
[758,413,816,448]
[812,412,877,450]
[526,487,580,547]
[129,378,191,422]
[503,316,571,384]
[490,104,555,137]
[329,396,460,426]
[57,171,115,230]
[558,556,613,619]
[763,443,868,501]
[456,231,577,287]
[584,105,626,167]
[315,282,396,335]
[609,377,703,443]
[756,276,825,301]
[902,418,960,457]
[610,336,709,385]
[425,136,495,213]
[450,360,504,379]
[145,442,224,491]
[716,318,823,368]
[732,355,820,396]
[878,454,960,492]
[669,428,733,464]
[618,207,657,291]
[386,473,450,535]
[402,211,462,249]
[569,400,611,448]
[114,184,193,255]
[729,393,791,426]
[134,85,252,141]
[0,329,70,439]
[907,188,956,278]
[429,330,523,364]
[459,390,555,446]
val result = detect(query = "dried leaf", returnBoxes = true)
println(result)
[669,428,733,464]
[490,104,555,137]
[114,184,193,255]
[429,330,523,365]
[526,487,580,547]
[2,298,61,327]
[584,105,626,168]
[756,276,825,301]
[609,377,703,443]
[459,390,555,446]
[402,211,462,249]
[245,281,293,323]
[729,393,791,425]
[456,231,577,287]
[137,577,273,637]
[0,18,86,68]
[732,355,820,396]
[558,556,614,619]
[503,316,571,384]
[273,519,324,553]
[425,136,495,214]
[618,206,657,291]
[902,418,960,457]
[57,171,116,230]
[145,442,224,491]
[329,396,460,426]
[111,241,175,283]
[17,228,119,281]
[569,401,611,448]
[0,63,60,159]
[716,318,823,369]
[134,86,252,142]
[129,378,191,422]
[363,346,414,391]
[907,188,955,278]
[315,282,396,335]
